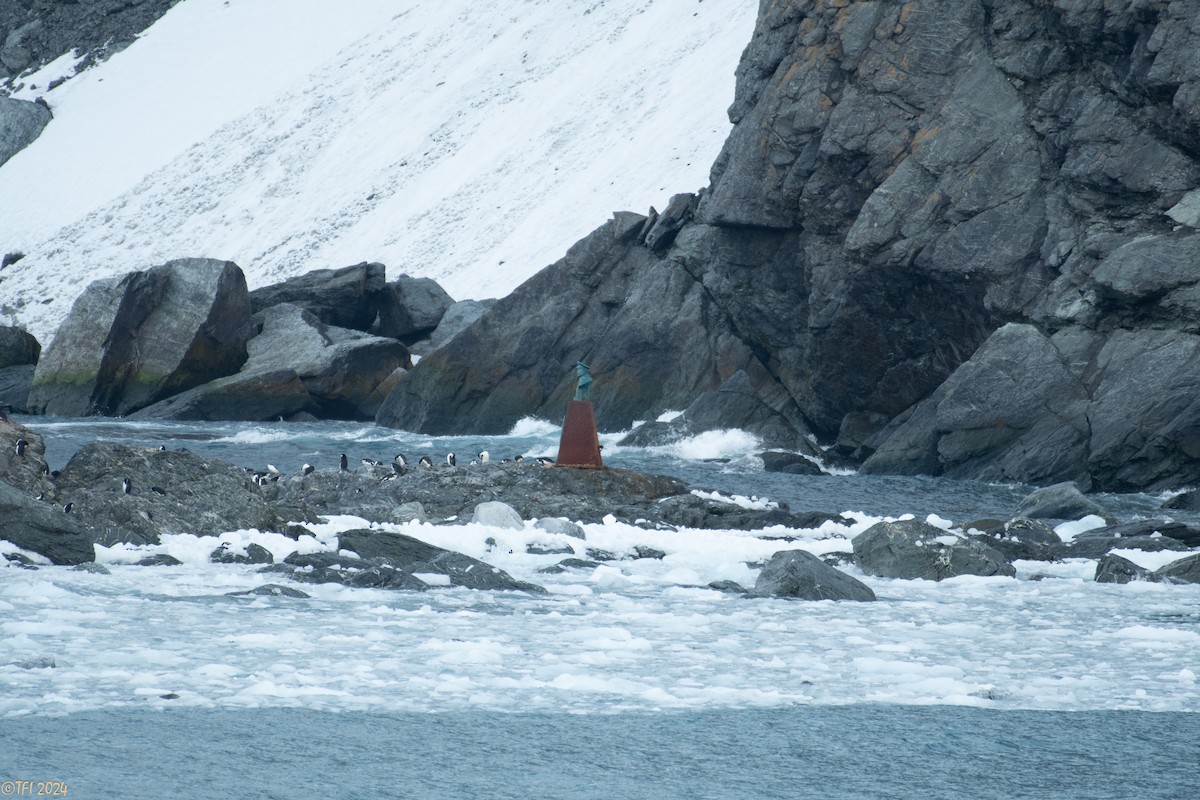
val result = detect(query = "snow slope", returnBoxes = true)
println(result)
[0,0,757,342]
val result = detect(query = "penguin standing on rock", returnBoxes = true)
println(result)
[62,502,73,514]
[340,454,349,471]
[121,478,132,495]
[302,463,315,476]
[394,453,408,467]
[15,438,28,456]
[478,450,490,464]
[446,453,456,467]
[418,455,433,469]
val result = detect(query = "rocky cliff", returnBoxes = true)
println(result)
[378,0,1200,491]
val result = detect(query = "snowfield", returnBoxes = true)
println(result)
[0,0,758,342]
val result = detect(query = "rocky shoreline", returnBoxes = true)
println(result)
[4,412,1199,598]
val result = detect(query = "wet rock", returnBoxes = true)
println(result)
[129,367,313,422]
[136,554,182,567]
[410,299,494,355]
[1058,531,1191,561]
[1014,482,1111,521]
[72,563,110,575]
[0,414,53,495]
[760,451,823,475]
[210,542,274,565]
[1095,554,1156,584]
[707,579,749,594]
[1154,554,1200,585]
[28,258,252,417]
[336,529,545,593]
[751,549,876,601]
[226,584,310,598]
[852,519,1015,581]
[525,541,575,556]
[632,545,666,560]
[962,518,1062,562]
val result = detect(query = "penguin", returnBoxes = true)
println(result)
[394,453,408,467]
[513,455,525,463]
[469,459,478,466]
[36,492,44,501]
[536,456,555,466]
[361,458,382,467]
[62,502,73,514]
[14,438,27,456]
[392,462,405,476]
[302,463,315,476]
[121,478,132,495]
[151,486,167,496]
[478,450,490,464]
[418,455,433,469]
[40,465,49,477]
[267,464,280,475]
[446,453,456,467]
[158,445,167,451]
[340,453,349,471]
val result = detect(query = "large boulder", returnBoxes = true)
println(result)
[375,274,455,342]
[52,441,282,545]
[1155,554,1200,585]
[1014,482,1112,521]
[248,262,387,332]
[0,414,53,495]
[131,304,410,421]
[28,258,251,417]
[0,481,94,564]
[852,519,1015,581]
[0,96,51,168]
[962,518,1062,563]
[0,325,39,367]
[751,549,876,601]
[410,299,495,356]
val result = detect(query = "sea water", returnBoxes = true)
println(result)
[3,416,1199,798]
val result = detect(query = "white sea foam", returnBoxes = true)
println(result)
[508,417,559,438]
[210,429,298,445]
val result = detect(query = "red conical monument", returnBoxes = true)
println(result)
[556,361,603,469]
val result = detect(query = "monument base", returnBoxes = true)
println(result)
[556,400,604,469]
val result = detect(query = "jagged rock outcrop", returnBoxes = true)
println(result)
[374,0,1200,491]
[409,299,495,356]
[1,0,181,81]
[28,258,251,417]
[0,324,39,367]
[52,441,283,545]
[0,96,51,167]
[0,481,94,564]
[0,413,53,495]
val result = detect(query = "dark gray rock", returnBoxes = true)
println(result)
[1088,520,1200,549]
[28,258,251,417]
[0,414,53,495]
[0,481,94,565]
[370,1,1200,491]
[1154,554,1200,585]
[136,554,182,567]
[1014,482,1111,521]
[248,262,387,332]
[336,529,545,593]
[375,274,455,342]
[52,441,282,545]
[534,517,585,539]
[751,549,876,601]
[852,519,1015,581]
[0,325,39,367]
[759,451,822,476]
[632,545,666,560]
[963,518,1062,562]
[210,542,274,565]
[280,550,431,591]
[0,365,35,413]
[410,299,494,355]
[0,96,52,167]
[472,501,524,530]
[0,0,180,82]
[1095,554,1156,584]
[128,367,313,422]
[1057,531,1190,560]
[707,579,750,594]
[226,584,310,598]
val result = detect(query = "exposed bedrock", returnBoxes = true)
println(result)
[377,0,1200,489]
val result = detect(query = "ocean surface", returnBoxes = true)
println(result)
[3,416,1200,798]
